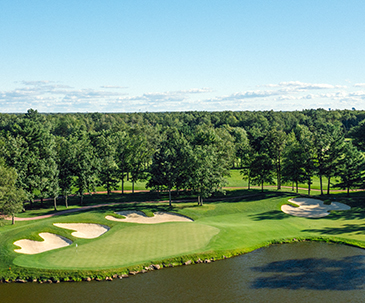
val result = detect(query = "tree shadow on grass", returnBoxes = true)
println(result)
[251,255,365,290]
[303,223,365,235]
[99,203,179,214]
[314,209,365,221]
[249,210,290,221]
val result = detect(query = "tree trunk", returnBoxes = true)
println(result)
[319,174,323,195]
[197,195,200,205]
[65,194,68,208]
[277,157,281,190]
[261,180,264,192]
[308,179,311,196]
[29,198,33,210]
[169,188,172,206]
[132,182,134,194]
[53,197,57,211]
[201,197,203,206]
[80,194,83,205]
[40,197,44,208]
[296,181,298,193]
[122,178,124,194]
[248,172,250,190]
[347,186,350,197]
[12,214,15,225]
[327,176,331,195]
[292,182,294,191]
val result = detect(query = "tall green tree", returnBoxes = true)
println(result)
[295,125,316,196]
[116,130,132,194]
[0,160,26,224]
[92,130,119,196]
[188,127,234,205]
[55,136,74,208]
[147,129,191,205]
[335,142,365,196]
[282,132,306,193]
[70,132,98,205]
[249,152,275,192]
[349,119,365,150]
[264,128,286,190]
[323,125,345,194]
[312,122,334,195]
[3,109,58,209]
[129,125,157,193]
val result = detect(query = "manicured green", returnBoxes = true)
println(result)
[1,190,365,280]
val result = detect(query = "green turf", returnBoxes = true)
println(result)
[14,222,219,270]
[2,190,365,278]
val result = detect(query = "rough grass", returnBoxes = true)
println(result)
[2,190,365,280]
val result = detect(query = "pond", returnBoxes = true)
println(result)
[2,242,365,303]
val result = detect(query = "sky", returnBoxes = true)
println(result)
[1,0,365,113]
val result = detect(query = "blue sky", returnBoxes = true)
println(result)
[1,0,365,112]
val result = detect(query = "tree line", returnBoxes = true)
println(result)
[1,108,365,223]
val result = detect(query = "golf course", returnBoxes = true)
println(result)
[1,183,365,282]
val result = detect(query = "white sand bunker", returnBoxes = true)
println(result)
[14,233,72,254]
[53,223,110,239]
[105,211,193,224]
[281,197,351,218]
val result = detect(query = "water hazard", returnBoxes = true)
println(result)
[2,242,365,303]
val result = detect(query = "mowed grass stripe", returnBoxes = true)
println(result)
[13,223,219,270]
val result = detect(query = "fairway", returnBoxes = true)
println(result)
[2,191,365,279]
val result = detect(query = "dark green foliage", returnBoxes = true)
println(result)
[69,132,98,204]
[335,142,365,196]
[1,108,365,209]
[147,128,191,205]
[349,119,365,150]
[0,159,26,224]
[281,132,306,193]
[2,109,58,209]
[249,153,275,192]
[91,130,120,196]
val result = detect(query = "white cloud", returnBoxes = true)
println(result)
[2,80,365,112]
[263,81,346,90]
[100,85,128,89]
[177,88,212,94]
[19,80,54,86]
[353,83,365,87]
[213,90,283,102]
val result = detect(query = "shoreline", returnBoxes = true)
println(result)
[2,236,364,284]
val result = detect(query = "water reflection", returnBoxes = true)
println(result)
[251,255,365,290]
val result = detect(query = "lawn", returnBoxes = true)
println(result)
[1,189,365,280]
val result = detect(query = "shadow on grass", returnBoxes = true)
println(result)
[251,256,365,290]
[303,223,365,235]
[249,210,290,221]
[320,209,365,221]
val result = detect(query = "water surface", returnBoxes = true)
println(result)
[2,242,365,303]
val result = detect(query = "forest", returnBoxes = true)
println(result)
[1,108,365,222]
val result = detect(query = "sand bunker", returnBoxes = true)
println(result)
[53,223,110,239]
[105,211,193,224]
[14,233,72,254]
[281,197,351,218]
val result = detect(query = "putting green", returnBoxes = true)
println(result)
[13,222,219,269]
